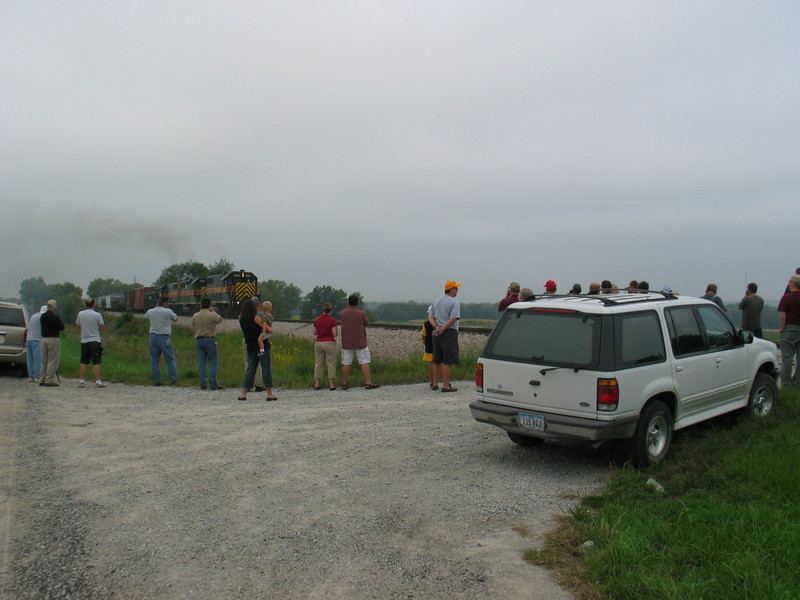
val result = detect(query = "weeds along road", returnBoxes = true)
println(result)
[1,375,610,600]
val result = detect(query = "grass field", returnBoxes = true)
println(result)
[527,385,800,600]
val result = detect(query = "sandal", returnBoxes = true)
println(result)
[266,396,278,401]
[441,386,457,393]
[341,385,349,390]
[237,396,247,401]
[429,383,439,391]
[365,383,381,389]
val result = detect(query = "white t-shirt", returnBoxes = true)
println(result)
[76,309,104,343]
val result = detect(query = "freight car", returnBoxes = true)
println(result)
[124,286,160,313]
[97,293,125,311]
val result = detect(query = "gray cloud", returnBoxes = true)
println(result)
[1,1,798,302]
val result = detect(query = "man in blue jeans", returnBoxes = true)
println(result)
[145,298,178,386]
[191,297,223,390]
[778,274,800,389]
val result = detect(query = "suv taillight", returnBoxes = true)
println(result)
[597,378,619,411]
[475,363,484,392]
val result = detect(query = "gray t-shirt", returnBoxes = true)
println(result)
[146,305,178,335]
[429,294,461,330]
[76,309,104,343]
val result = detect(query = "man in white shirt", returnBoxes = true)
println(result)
[145,298,178,385]
[76,298,106,387]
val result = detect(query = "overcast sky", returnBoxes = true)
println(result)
[2,1,798,305]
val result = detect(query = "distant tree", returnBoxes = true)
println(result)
[47,281,84,324]
[87,277,129,299]
[19,276,50,313]
[208,258,236,274]
[461,303,501,321]
[300,285,348,320]
[260,279,303,319]
[154,261,208,286]
[374,301,429,323]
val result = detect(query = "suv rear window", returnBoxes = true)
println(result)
[0,307,26,327]
[485,309,600,367]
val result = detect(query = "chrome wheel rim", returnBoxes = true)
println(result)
[646,415,668,458]
[751,384,774,417]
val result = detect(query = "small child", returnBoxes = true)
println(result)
[421,318,437,390]
[257,301,274,358]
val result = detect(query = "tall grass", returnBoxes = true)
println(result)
[527,386,800,600]
[58,314,479,388]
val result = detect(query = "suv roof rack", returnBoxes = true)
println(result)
[524,291,679,307]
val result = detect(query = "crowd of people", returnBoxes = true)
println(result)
[493,269,800,390]
[25,267,800,396]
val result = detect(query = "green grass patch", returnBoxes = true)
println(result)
[527,386,800,600]
[58,314,479,389]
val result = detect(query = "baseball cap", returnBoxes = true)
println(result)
[789,274,800,286]
[509,281,520,292]
[544,280,557,291]
[444,280,461,291]
[46,299,57,309]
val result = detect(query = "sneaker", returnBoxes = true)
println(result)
[79,380,85,388]
[95,381,107,388]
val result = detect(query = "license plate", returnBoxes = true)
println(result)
[519,413,545,431]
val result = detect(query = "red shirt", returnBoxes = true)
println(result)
[778,291,800,326]
[313,313,337,342]
[498,293,520,311]
[340,306,368,349]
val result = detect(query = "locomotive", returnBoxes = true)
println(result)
[124,270,258,318]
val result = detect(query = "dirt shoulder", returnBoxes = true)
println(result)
[1,375,609,599]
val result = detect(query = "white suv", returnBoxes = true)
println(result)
[470,292,779,466]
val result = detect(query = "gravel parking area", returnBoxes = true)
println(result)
[1,369,610,600]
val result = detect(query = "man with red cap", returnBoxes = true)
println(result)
[544,280,557,294]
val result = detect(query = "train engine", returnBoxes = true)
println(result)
[161,270,258,317]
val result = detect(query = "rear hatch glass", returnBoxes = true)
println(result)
[485,308,601,368]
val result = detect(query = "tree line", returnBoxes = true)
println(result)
[12,260,783,329]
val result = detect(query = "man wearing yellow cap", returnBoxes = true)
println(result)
[428,280,461,393]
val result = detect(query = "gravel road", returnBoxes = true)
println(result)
[1,370,610,600]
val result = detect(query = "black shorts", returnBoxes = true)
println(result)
[432,329,459,365]
[80,341,103,365]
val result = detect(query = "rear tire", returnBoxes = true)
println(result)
[626,400,673,467]
[507,432,545,447]
[746,373,777,418]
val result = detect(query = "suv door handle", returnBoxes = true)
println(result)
[716,357,723,364]
[675,365,684,372]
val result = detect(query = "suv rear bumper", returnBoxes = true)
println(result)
[469,400,639,442]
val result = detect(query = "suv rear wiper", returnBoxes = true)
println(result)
[540,366,581,375]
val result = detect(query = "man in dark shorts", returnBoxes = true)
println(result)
[76,298,107,388]
[428,280,461,393]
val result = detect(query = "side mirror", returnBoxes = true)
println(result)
[738,329,754,345]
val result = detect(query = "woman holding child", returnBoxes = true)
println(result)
[239,298,277,401]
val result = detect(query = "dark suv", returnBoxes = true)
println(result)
[0,301,29,375]
[470,292,780,466]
